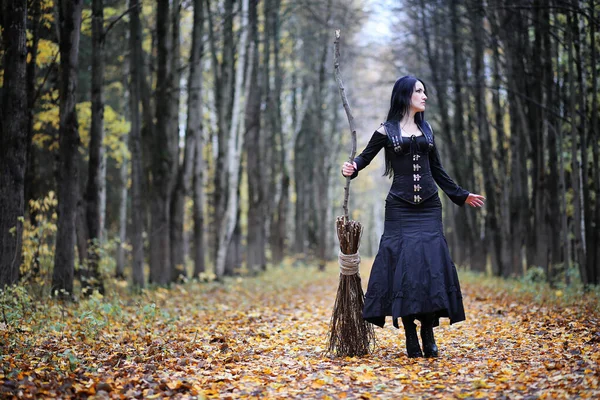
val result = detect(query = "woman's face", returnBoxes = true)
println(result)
[410,81,427,112]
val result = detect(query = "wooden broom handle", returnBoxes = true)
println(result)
[333,30,357,221]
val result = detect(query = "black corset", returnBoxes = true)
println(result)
[349,119,470,207]
[387,136,437,205]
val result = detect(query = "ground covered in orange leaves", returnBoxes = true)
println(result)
[1,260,599,399]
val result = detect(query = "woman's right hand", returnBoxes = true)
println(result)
[341,161,357,177]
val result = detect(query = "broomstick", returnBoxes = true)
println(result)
[326,30,376,357]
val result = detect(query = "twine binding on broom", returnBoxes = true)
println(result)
[338,251,360,275]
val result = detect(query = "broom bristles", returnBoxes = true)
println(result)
[326,217,376,357]
[327,273,376,357]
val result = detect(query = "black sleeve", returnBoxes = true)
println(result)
[429,143,470,206]
[344,131,388,179]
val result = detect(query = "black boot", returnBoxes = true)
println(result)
[402,317,423,358]
[420,315,439,358]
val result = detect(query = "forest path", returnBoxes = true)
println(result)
[2,261,599,399]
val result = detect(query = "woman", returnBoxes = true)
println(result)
[341,76,485,358]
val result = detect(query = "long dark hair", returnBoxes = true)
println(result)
[383,76,428,177]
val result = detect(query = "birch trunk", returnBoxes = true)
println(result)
[215,0,250,278]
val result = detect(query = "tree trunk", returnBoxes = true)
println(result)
[52,0,83,297]
[245,0,265,273]
[529,0,548,276]
[543,3,562,281]
[191,0,206,279]
[314,1,333,271]
[115,155,128,279]
[169,0,188,282]
[557,50,571,284]
[488,2,511,276]
[589,0,600,285]
[212,0,235,266]
[169,0,181,171]
[567,9,586,284]
[193,129,206,277]
[448,0,471,267]
[0,0,28,287]
[128,0,145,288]
[204,0,218,264]
[215,0,250,278]
[24,0,40,231]
[261,0,274,254]
[83,0,106,295]
[116,39,130,280]
[149,0,173,285]
[24,0,41,278]
[269,0,287,266]
[573,0,592,286]
[75,199,88,272]
[497,6,529,277]
[225,194,242,276]
[470,0,501,275]
[293,88,312,256]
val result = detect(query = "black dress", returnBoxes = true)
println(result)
[350,123,468,329]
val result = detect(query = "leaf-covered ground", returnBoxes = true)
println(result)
[2,260,599,399]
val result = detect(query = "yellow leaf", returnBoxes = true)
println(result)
[167,380,183,390]
[472,379,489,389]
[311,379,326,388]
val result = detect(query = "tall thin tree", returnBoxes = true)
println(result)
[128,0,145,288]
[245,0,265,273]
[84,0,106,295]
[173,0,205,279]
[169,0,185,281]
[567,7,586,283]
[149,0,174,285]
[215,0,250,278]
[52,0,84,297]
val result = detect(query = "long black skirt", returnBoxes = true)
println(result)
[362,193,466,329]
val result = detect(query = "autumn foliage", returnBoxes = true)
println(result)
[1,260,599,399]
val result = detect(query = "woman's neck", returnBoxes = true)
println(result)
[400,111,417,127]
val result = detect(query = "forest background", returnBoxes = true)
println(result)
[1,0,600,296]
[2,0,600,397]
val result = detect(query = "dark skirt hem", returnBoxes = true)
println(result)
[364,306,466,330]
[362,193,466,330]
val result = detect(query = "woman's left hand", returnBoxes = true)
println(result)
[465,193,486,208]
